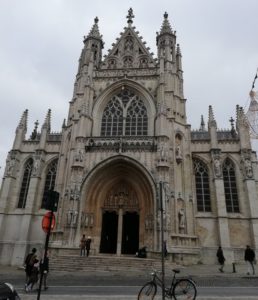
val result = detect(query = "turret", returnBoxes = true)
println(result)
[82,17,104,69]
[156,12,176,67]
[13,109,28,149]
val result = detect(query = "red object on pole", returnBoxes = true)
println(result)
[42,212,55,233]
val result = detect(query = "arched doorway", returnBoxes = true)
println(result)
[81,156,155,256]
[99,181,139,255]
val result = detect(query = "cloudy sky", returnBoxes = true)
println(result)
[0,0,257,180]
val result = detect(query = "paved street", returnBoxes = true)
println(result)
[1,263,258,299]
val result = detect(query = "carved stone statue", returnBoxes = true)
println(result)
[213,158,221,177]
[244,159,253,178]
[74,149,84,163]
[175,145,182,163]
[178,208,185,229]
[5,158,15,176]
[32,159,40,176]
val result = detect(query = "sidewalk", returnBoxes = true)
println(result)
[1,263,258,300]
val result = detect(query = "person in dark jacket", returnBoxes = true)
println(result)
[26,259,39,292]
[245,245,256,275]
[24,248,37,287]
[216,246,225,272]
[40,252,49,290]
[85,236,92,257]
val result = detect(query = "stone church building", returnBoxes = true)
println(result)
[1,10,258,266]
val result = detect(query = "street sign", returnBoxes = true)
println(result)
[42,211,56,233]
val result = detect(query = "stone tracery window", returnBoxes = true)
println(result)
[41,159,58,208]
[193,159,211,212]
[18,158,33,208]
[101,89,148,136]
[223,158,239,213]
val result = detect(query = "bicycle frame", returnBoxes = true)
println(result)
[151,270,177,297]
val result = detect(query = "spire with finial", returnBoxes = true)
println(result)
[236,105,249,129]
[229,117,237,137]
[17,109,28,132]
[30,120,39,140]
[158,12,173,36]
[208,105,217,128]
[84,16,102,42]
[199,115,206,131]
[42,109,51,133]
[126,7,135,26]
[62,118,66,129]
[176,44,181,56]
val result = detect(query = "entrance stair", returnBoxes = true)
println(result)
[50,254,175,275]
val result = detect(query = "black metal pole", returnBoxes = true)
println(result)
[159,181,165,300]
[37,210,53,300]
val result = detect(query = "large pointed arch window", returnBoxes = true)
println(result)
[193,159,211,212]
[41,159,58,208]
[101,88,148,136]
[18,158,33,208]
[223,158,239,213]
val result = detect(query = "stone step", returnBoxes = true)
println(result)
[50,254,175,273]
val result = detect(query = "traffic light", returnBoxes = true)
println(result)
[44,190,59,212]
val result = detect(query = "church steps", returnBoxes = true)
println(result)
[50,255,175,273]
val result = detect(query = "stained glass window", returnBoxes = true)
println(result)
[41,160,58,208]
[193,159,211,212]
[17,158,33,208]
[223,158,239,213]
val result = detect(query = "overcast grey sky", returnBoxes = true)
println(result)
[0,0,258,180]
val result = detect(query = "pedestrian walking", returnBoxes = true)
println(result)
[26,258,40,292]
[40,252,49,290]
[244,245,256,275]
[86,236,92,257]
[24,248,37,287]
[216,246,225,272]
[80,234,86,256]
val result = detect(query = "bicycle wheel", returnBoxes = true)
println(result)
[138,282,157,300]
[172,279,197,300]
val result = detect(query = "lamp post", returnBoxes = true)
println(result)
[37,190,59,300]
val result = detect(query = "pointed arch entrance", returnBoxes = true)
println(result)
[99,180,140,254]
[81,156,155,256]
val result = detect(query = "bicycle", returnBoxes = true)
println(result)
[138,268,197,300]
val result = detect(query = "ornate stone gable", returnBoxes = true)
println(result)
[101,27,156,70]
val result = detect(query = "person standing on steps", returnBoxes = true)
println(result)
[80,234,86,256]
[85,236,92,257]
[216,246,225,272]
[245,245,256,275]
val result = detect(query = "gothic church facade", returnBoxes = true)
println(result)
[1,10,258,266]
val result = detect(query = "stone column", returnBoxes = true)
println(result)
[116,207,123,256]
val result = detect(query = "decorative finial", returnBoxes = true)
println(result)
[199,115,205,131]
[164,12,168,19]
[229,117,234,127]
[30,120,39,140]
[127,8,135,25]
[229,117,237,137]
